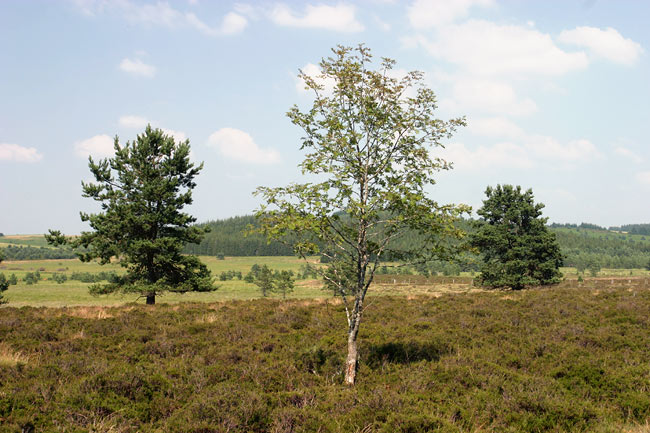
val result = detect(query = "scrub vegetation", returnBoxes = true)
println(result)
[1,286,650,432]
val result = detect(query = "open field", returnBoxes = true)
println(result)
[0,256,327,307]
[0,234,52,248]
[2,285,650,432]
[2,256,650,307]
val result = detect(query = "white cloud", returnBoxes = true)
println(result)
[220,12,248,34]
[185,11,247,36]
[615,147,643,164]
[118,116,186,142]
[525,137,600,162]
[558,26,643,65]
[374,15,391,31]
[440,141,533,170]
[75,135,114,158]
[119,115,149,129]
[270,3,364,32]
[207,128,280,164]
[295,63,337,95]
[442,78,537,116]
[407,0,494,29]
[442,116,600,171]
[119,58,156,77]
[74,1,247,36]
[417,20,588,78]
[161,128,187,143]
[636,171,650,185]
[0,143,43,163]
[469,117,525,139]
[123,1,182,27]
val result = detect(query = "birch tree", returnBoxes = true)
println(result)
[255,45,469,385]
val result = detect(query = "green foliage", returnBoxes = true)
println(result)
[553,227,650,269]
[69,271,118,283]
[250,264,274,297]
[0,253,5,304]
[46,126,214,304]
[272,270,295,299]
[187,213,650,269]
[610,223,650,235]
[0,245,76,261]
[471,185,563,290]
[244,264,296,298]
[22,271,41,285]
[1,288,650,431]
[7,274,17,286]
[0,275,7,305]
[254,45,468,383]
[183,215,295,257]
[52,273,67,284]
[218,270,242,281]
[298,263,318,279]
[589,262,601,277]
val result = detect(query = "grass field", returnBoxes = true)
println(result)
[0,256,330,307]
[2,285,650,432]
[1,254,650,307]
[0,234,52,248]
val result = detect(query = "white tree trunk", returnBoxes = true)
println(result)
[344,327,359,385]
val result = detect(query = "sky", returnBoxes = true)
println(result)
[1,0,649,234]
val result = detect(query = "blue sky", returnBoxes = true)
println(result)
[1,0,648,234]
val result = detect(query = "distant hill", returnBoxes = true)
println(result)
[183,215,294,256]
[186,216,650,269]
[550,225,650,269]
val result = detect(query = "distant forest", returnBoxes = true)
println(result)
[0,245,77,260]
[2,217,649,269]
[184,216,650,270]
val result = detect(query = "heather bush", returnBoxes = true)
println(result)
[1,287,649,432]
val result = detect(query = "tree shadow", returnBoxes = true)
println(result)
[365,340,451,368]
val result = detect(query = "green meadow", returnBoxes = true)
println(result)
[2,252,649,307]
[0,255,329,307]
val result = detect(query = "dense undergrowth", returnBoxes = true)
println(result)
[1,287,649,432]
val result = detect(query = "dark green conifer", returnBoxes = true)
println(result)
[471,185,563,290]
[47,126,214,304]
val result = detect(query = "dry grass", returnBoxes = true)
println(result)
[0,342,28,366]
[624,421,650,433]
[195,313,220,324]
[58,306,114,320]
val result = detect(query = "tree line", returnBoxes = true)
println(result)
[182,215,650,270]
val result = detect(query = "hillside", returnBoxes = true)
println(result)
[4,219,650,269]
[184,216,650,269]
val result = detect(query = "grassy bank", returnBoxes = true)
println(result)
[1,285,650,432]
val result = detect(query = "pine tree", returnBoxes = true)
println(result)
[47,126,214,304]
[471,185,563,290]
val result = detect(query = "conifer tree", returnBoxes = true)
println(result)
[470,185,563,290]
[47,126,214,304]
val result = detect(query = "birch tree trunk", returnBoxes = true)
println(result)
[344,302,363,385]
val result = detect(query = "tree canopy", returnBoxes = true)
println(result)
[47,126,214,304]
[470,185,563,290]
[255,45,469,384]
